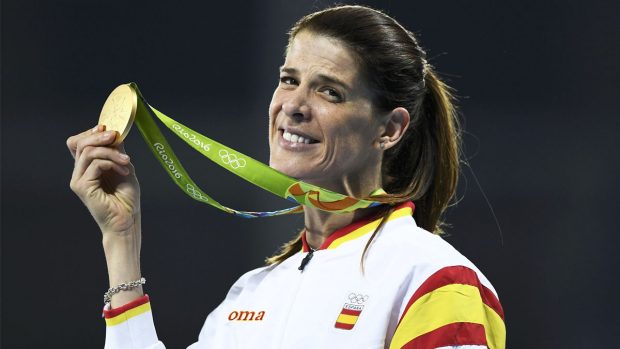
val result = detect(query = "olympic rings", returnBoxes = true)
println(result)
[348,293,369,304]
[186,184,209,201]
[219,149,246,169]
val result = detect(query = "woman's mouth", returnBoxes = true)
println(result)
[282,130,319,144]
[278,128,320,150]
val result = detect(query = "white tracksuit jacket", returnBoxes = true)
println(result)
[103,202,506,349]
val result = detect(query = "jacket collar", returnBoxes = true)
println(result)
[301,201,415,252]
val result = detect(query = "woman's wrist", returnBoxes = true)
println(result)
[102,216,141,260]
[104,242,143,307]
[104,235,141,281]
[109,285,144,308]
[102,223,144,307]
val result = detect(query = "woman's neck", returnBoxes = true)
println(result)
[301,171,384,250]
[303,205,383,250]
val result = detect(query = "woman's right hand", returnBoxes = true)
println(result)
[67,125,140,237]
[68,125,145,306]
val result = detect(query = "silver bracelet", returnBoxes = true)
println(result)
[104,277,146,304]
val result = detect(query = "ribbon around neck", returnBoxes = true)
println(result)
[128,82,383,218]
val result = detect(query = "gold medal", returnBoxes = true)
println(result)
[98,84,137,146]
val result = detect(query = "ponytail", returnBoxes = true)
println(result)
[357,68,460,270]
[374,68,461,235]
[418,70,461,234]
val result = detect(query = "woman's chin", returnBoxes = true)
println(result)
[269,161,317,181]
[270,161,299,178]
[269,164,306,180]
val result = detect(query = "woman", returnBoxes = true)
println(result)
[67,5,505,349]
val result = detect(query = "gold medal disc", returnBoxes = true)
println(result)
[98,84,138,146]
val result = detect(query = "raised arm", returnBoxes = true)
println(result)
[67,124,143,306]
[68,125,166,348]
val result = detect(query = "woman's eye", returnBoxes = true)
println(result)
[322,88,342,101]
[279,76,297,85]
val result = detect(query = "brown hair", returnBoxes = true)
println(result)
[266,5,461,266]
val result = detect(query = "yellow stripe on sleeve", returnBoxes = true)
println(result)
[389,284,505,349]
[105,302,152,327]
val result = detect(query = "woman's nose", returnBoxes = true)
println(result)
[282,92,311,121]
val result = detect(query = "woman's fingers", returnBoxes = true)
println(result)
[82,159,130,182]
[67,124,142,237]
[70,158,129,196]
[74,130,118,160]
[73,145,131,179]
[67,124,136,200]
[66,125,105,159]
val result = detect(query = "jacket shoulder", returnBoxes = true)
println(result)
[376,215,499,298]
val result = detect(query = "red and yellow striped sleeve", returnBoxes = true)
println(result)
[103,295,152,326]
[388,266,505,349]
[103,295,165,349]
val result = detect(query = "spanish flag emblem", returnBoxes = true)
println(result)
[335,294,367,330]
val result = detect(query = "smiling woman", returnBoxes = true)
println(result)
[269,31,386,190]
[66,4,505,349]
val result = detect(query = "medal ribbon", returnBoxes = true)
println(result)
[129,82,382,218]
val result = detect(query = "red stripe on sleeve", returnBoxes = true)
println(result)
[399,266,504,323]
[401,322,488,349]
[103,294,150,319]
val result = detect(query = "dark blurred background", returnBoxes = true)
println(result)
[2,0,618,347]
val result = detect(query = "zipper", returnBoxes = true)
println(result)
[298,248,315,272]
[275,250,316,348]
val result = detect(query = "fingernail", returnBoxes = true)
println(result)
[120,153,130,160]
[92,125,99,133]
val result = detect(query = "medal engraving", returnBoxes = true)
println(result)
[98,84,137,145]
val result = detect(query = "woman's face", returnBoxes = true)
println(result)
[269,31,385,190]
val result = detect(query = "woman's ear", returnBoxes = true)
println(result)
[377,107,410,150]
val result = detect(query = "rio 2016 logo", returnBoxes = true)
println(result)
[153,143,182,179]
[172,124,211,152]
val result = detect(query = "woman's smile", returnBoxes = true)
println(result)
[277,127,321,151]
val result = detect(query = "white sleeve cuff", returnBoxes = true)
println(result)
[103,295,165,349]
